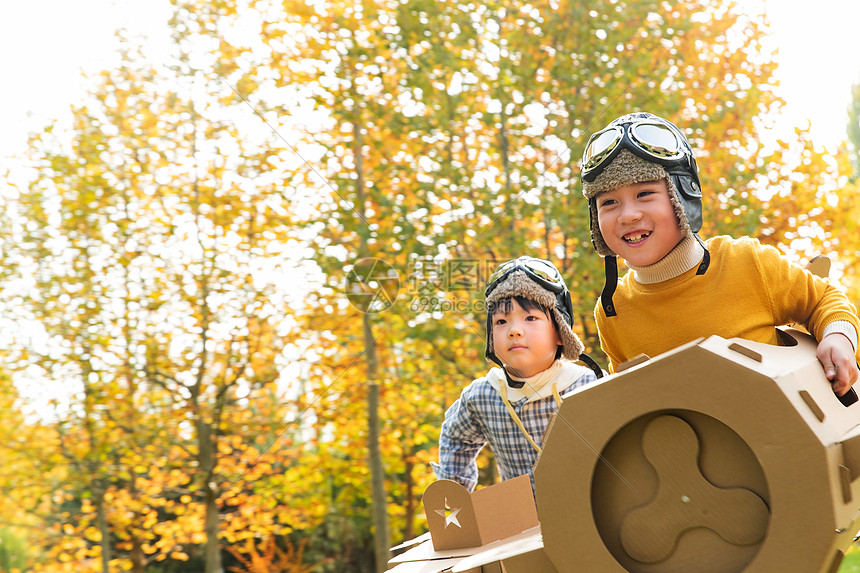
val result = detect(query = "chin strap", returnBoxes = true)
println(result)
[502,367,525,389]
[694,234,710,275]
[578,352,605,379]
[486,353,525,388]
[601,256,619,317]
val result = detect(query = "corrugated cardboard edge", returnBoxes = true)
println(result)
[451,526,546,572]
[842,425,860,481]
[391,532,432,552]
[387,556,465,573]
[389,537,484,565]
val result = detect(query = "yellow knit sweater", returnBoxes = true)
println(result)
[596,235,860,372]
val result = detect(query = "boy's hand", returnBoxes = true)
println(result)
[816,333,859,396]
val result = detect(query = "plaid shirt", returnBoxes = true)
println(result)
[431,364,599,493]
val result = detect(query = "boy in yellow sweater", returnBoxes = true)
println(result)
[580,112,859,396]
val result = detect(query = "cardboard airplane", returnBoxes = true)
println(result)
[389,328,860,572]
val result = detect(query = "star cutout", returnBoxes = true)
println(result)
[435,498,462,529]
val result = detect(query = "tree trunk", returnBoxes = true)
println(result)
[402,449,416,542]
[351,100,391,572]
[364,313,391,572]
[204,480,222,573]
[198,419,223,573]
[129,475,146,573]
[94,480,112,573]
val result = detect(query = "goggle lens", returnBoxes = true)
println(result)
[487,260,517,287]
[485,257,564,296]
[521,259,561,283]
[630,123,682,158]
[583,128,622,171]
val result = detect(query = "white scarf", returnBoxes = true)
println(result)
[486,360,592,404]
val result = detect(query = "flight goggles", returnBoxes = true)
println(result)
[485,256,565,297]
[581,119,689,182]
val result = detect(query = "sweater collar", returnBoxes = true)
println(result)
[626,235,705,284]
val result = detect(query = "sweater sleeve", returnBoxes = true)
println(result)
[752,240,860,358]
[430,386,487,493]
[824,320,858,352]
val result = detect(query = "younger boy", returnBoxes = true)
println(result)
[580,112,859,395]
[431,256,603,492]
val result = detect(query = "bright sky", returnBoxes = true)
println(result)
[764,0,860,148]
[0,1,161,159]
[0,0,859,156]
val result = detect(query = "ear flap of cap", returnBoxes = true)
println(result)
[552,307,584,360]
[668,172,702,234]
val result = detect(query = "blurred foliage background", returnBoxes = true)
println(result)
[2,0,860,571]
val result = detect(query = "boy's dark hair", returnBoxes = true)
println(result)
[488,296,563,359]
[488,295,550,316]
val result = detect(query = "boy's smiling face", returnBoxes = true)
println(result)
[595,179,684,267]
[492,298,561,379]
